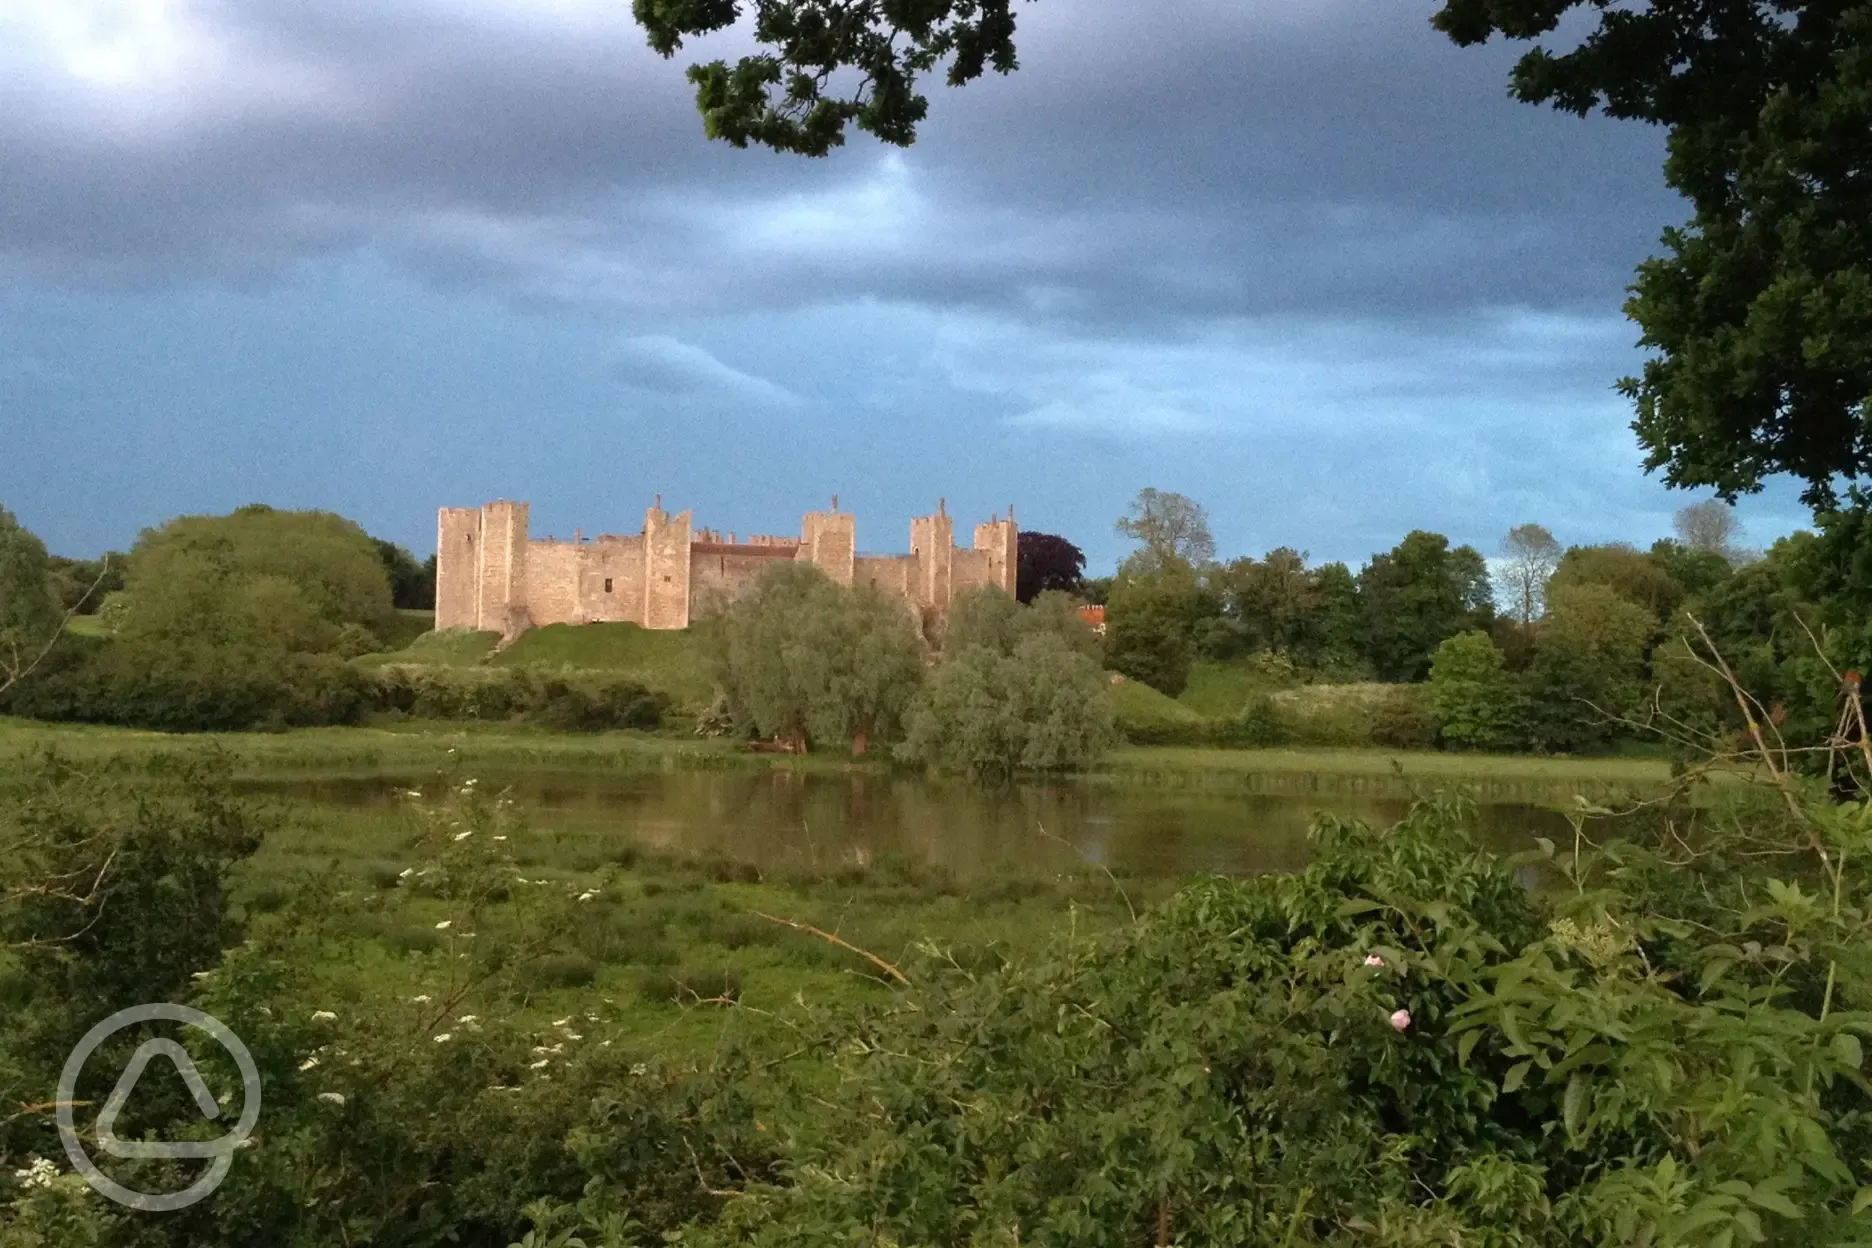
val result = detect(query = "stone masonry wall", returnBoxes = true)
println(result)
[435,507,482,630]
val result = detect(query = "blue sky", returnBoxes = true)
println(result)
[0,0,1813,574]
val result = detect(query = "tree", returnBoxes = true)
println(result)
[1430,1,1872,508]
[1103,571,1198,697]
[945,584,1098,661]
[902,632,1116,778]
[1672,500,1744,564]
[0,506,60,694]
[1530,582,1655,737]
[1115,489,1215,571]
[1357,532,1494,682]
[375,538,437,611]
[711,562,924,755]
[1500,523,1562,624]
[1015,532,1086,604]
[119,506,397,654]
[1549,544,1686,623]
[1427,630,1523,751]
[44,554,123,614]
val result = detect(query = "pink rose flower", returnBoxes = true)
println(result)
[1389,1008,1411,1032]
[1363,955,1385,968]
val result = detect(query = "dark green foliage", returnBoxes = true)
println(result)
[0,638,373,732]
[1358,531,1495,682]
[1104,572,1197,697]
[0,506,60,685]
[1550,543,1686,623]
[373,539,436,611]
[0,750,265,1083]
[44,553,124,615]
[1429,631,1524,751]
[1428,0,1872,507]
[1218,693,1287,748]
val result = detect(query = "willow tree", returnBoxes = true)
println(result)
[711,562,925,755]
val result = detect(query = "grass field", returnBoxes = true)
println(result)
[358,621,718,710]
[233,786,1149,1057]
[0,716,1676,798]
[1176,657,1277,718]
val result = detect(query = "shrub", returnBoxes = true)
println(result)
[520,952,600,991]
[1370,686,1438,750]
[1213,693,1288,747]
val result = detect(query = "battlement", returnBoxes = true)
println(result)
[434,497,1018,634]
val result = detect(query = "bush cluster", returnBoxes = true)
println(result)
[0,643,666,734]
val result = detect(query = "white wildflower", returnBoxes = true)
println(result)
[311,1010,337,1022]
[529,1058,551,1069]
[317,1093,346,1106]
[13,1158,58,1189]
[458,1015,478,1025]
[552,1017,571,1027]
[562,1031,583,1042]
[576,891,598,902]
[298,1057,319,1072]
[434,921,451,930]
[411,994,432,1004]
[492,835,507,842]
[453,830,473,842]
[434,1033,453,1044]
[190,970,214,981]
[398,867,414,879]
[630,1063,648,1077]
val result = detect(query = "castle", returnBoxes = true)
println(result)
[435,497,1018,640]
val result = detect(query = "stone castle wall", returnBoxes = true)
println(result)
[434,498,1017,636]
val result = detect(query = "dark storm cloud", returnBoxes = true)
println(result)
[0,0,1680,331]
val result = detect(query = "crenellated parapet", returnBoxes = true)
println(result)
[434,495,1017,639]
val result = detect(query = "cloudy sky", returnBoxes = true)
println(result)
[0,0,1813,574]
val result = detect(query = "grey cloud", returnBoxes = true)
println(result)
[0,0,1682,336]
[610,335,802,409]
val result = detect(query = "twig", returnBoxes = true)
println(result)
[750,910,911,986]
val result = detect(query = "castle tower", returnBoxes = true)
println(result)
[799,504,856,586]
[478,500,530,636]
[643,502,693,629]
[909,499,954,609]
[974,506,1018,596]
[435,506,483,630]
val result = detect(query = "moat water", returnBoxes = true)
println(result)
[255,769,1596,880]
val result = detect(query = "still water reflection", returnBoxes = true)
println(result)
[258,770,1587,881]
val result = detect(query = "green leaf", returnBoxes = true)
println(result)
[1834,1033,1864,1071]
[1852,1186,1872,1217]
[1457,1029,1481,1068]
[1562,1072,1588,1139]
[1699,958,1737,994]
[1748,1186,1803,1220]
[1503,1061,1531,1094]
